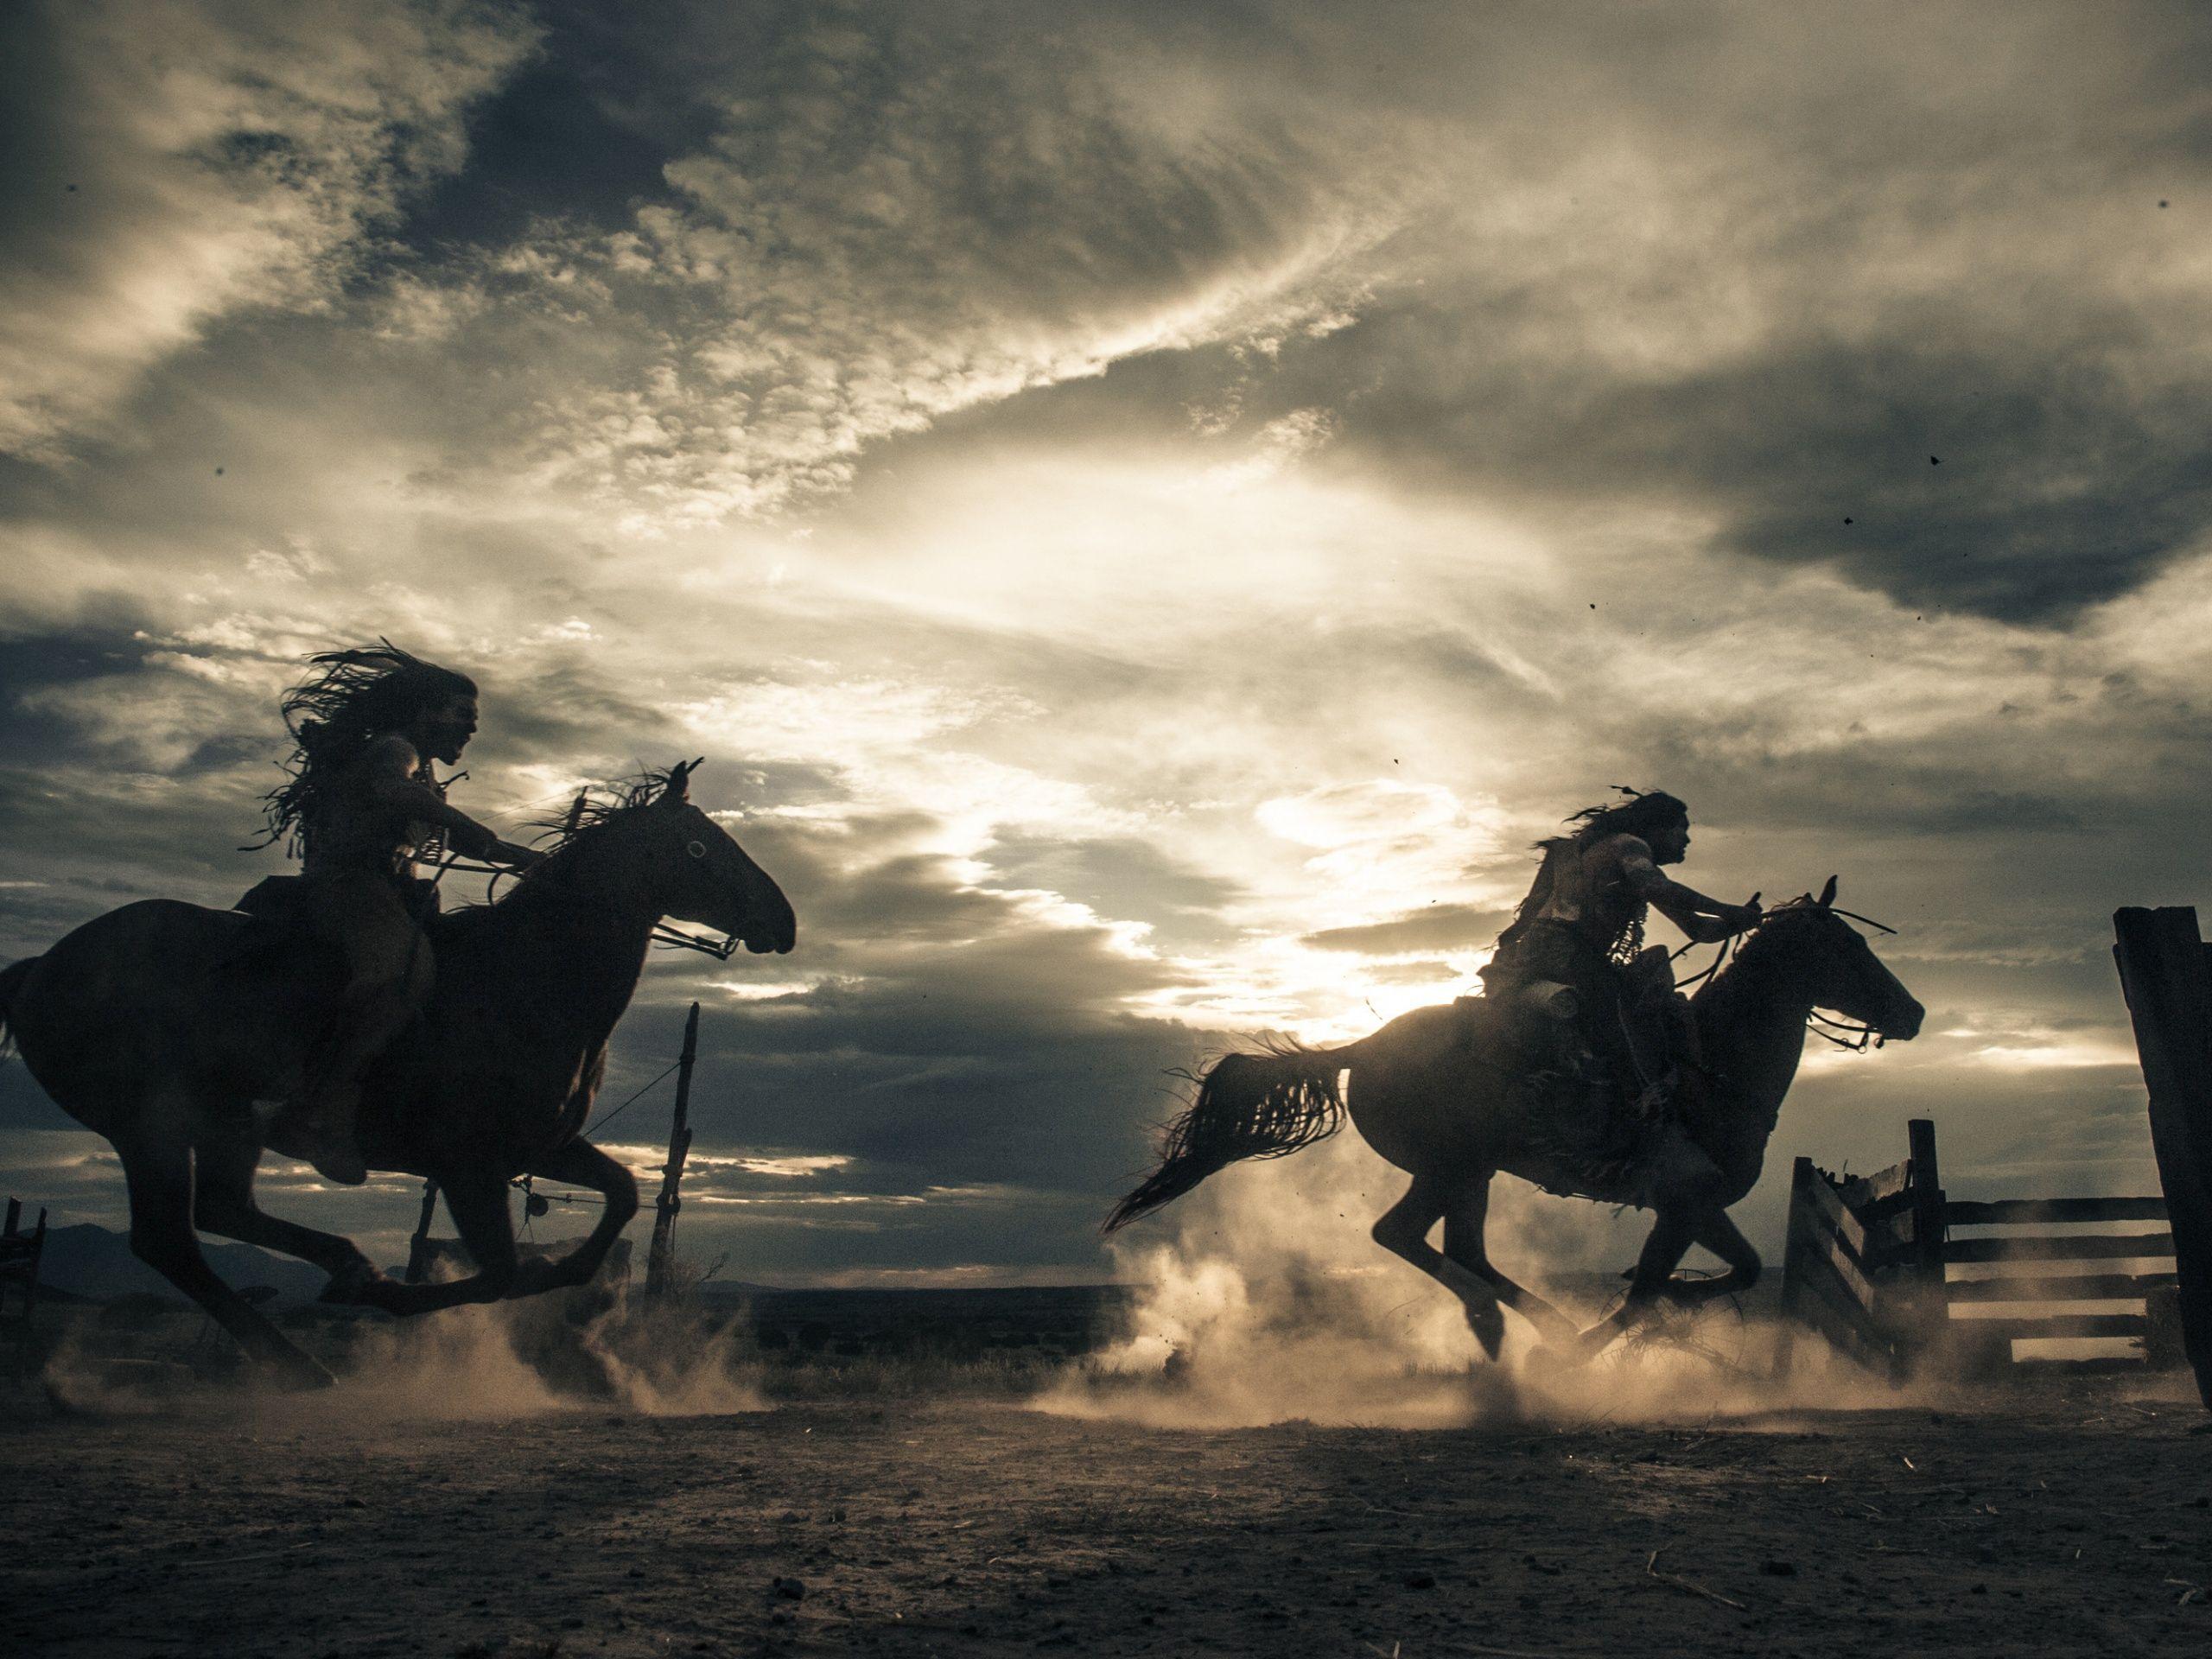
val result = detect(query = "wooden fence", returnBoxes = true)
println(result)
[2110,906,2212,1408]
[1,1197,48,1340]
[1776,906,2212,1405]
[1775,1118,2181,1382]
[1773,1120,1941,1382]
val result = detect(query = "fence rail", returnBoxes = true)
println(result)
[1776,1117,2178,1382]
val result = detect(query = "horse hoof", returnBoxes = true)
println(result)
[318,1262,397,1308]
[1468,1308,1506,1362]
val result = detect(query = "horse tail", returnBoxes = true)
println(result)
[0,957,38,1059]
[1106,1037,1361,1232]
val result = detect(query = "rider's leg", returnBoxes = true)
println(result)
[1440,1176,1579,1349]
[190,1123,388,1299]
[291,875,432,1185]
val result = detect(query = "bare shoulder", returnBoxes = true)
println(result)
[1592,832,1657,869]
[357,733,423,777]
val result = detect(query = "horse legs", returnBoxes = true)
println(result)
[1371,1175,1509,1357]
[331,1173,519,1316]
[189,1128,392,1303]
[1666,1210,1762,1308]
[1440,1176,1580,1350]
[508,1139,639,1297]
[111,1118,334,1390]
[1575,1130,1750,1353]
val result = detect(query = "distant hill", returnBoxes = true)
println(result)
[35,1223,330,1306]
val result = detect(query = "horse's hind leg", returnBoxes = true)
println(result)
[190,1128,391,1302]
[111,1116,333,1390]
[1372,1175,1508,1355]
[1440,1175,1580,1351]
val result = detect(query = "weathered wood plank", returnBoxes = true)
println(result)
[1838,1158,1914,1210]
[2113,906,2212,1409]
[1945,1271,2177,1304]
[1892,1118,1951,1374]
[1944,1232,2176,1264]
[1946,1312,2151,1340]
[1787,1246,1894,1372]
[1946,1197,2171,1224]
[2009,1355,2151,1375]
[1789,1201,1881,1313]
[1802,1169,1872,1267]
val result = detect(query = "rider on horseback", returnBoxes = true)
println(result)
[1478,790,1762,1125]
[250,645,541,1185]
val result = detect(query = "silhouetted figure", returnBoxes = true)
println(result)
[1478,790,1762,1134]
[0,760,795,1388]
[1110,880,1922,1362]
[247,645,543,1185]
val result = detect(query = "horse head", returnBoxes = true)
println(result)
[569,760,796,955]
[1745,878,1923,1043]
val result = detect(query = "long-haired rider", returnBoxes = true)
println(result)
[1480,790,1761,1117]
[251,645,540,1184]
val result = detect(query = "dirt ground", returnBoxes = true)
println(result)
[4,1375,2209,1659]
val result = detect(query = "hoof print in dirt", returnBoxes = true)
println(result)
[772,1576,806,1601]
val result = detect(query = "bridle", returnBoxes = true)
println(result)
[451,796,750,959]
[1675,899,1901,1049]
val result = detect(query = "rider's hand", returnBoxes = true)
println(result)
[488,840,547,870]
[1726,894,1764,934]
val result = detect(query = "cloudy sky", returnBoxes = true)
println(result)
[3,0,2207,1287]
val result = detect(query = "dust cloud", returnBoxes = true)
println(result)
[1041,1132,1911,1430]
[41,1283,766,1421]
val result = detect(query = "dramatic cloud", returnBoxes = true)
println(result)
[0,0,537,458]
[1,2,2197,1285]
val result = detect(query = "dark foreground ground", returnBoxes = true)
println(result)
[4,1376,2209,1659]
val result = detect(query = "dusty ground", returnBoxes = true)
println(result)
[4,1375,2209,1659]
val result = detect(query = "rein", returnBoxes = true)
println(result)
[1681,899,1901,1049]
[461,855,744,961]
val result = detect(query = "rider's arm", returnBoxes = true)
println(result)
[356,736,507,861]
[1614,839,1760,943]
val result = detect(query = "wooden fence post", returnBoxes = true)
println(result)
[1772,1157,1814,1376]
[2113,907,2212,1408]
[1,1198,48,1336]
[405,1180,440,1285]
[645,1002,701,1300]
[1903,1118,1948,1374]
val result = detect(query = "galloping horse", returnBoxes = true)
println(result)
[0,760,794,1388]
[1109,880,1922,1357]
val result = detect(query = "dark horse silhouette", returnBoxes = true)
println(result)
[1109,882,1923,1358]
[0,760,794,1388]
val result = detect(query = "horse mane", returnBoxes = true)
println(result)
[524,766,688,856]
[432,766,688,924]
[1688,893,1826,1004]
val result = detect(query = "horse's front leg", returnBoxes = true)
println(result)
[1574,1130,1729,1355]
[508,1138,639,1297]
[1662,1209,1762,1308]
[334,1173,518,1316]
